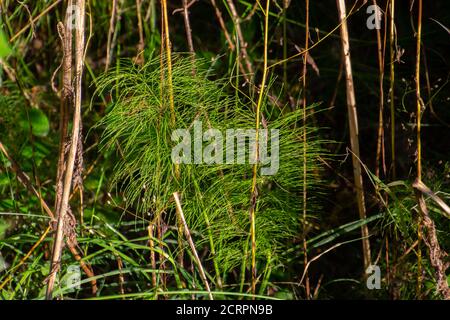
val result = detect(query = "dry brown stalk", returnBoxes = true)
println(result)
[389,0,396,178]
[135,0,145,65]
[414,181,450,300]
[181,0,195,54]
[116,255,125,296]
[210,0,235,52]
[55,0,73,220]
[9,0,63,43]
[173,192,213,300]
[105,0,118,72]
[413,0,423,298]
[225,0,253,77]
[373,0,387,178]
[336,0,371,271]
[147,224,158,287]
[301,0,311,299]
[46,0,87,300]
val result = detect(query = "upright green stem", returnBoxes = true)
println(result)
[414,0,423,299]
[249,0,270,297]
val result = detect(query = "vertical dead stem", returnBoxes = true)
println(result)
[373,0,386,178]
[173,192,213,300]
[336,0,371,271]
[46,0,86,300]
[301,0,310,299]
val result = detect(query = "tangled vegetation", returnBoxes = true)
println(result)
[0,0,449,300]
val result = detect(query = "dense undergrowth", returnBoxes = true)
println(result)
[0,0,449,300]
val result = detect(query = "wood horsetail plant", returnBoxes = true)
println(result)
[94,55,326,295]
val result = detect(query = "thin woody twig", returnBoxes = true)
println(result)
[210,0,235,51]
[173,192,213,300]
[301,0,310,299]
[105,0,118,72]
[373,0,387,178]
[336,0,371,271]
[10,0,63,42]
[0,141,54,220]
[147,224,157,287]
[181,0,195,54]
[389,0,397,178]
[226,0,253,77]
[134,0,145,65]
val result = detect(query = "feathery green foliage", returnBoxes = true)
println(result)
[95,55,326,284]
